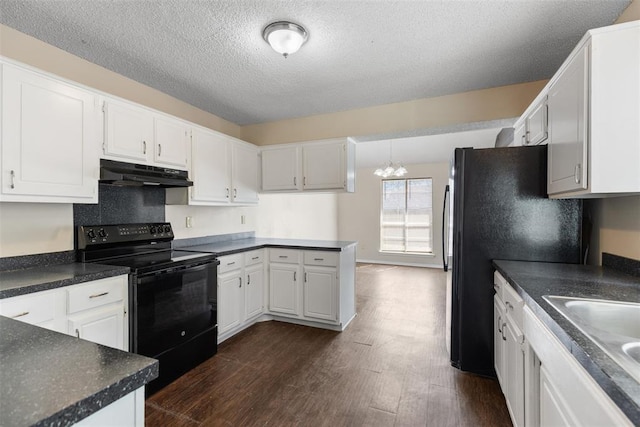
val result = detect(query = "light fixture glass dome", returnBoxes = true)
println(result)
[263,21,308,58]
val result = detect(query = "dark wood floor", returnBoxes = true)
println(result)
[146,264,512,426]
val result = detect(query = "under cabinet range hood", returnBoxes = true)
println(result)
[100,159,193,188]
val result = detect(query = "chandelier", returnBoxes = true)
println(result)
[373,141,408,177]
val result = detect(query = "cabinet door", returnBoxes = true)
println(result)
[539,365,576,426]
[494,296,506,389]
[504,319,525,427]
[269,263,299,316]
[190,128,231,203]
[68,305,125,350]
[218,273,244,335]
[1,65,99,202]
[526,99,548,146]
[303,143,345,190]
[303,266,337,321]
[103,99,153,162]
[513,121,526,147]
[245,264,264,320]
[547,46,588,195]
[232,142,259,204]
[153,116,189,168]
[261,147,301,191]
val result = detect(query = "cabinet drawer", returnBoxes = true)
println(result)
[0,290,56,325]
[494,271,507,300]
[269,249,301,264]
[244,250,264,266]
[218,253,243,274]
[67,276,125,314]
[503,281,524,330]
[304,251,338,267]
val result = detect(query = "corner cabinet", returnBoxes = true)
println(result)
[0,62,99,203]
[261,138,355,193]
[166,126,259,206]
[546,21,640,197]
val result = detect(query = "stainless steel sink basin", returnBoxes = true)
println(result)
[543,295,640,382]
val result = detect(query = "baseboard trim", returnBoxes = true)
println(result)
[356,258,443,269]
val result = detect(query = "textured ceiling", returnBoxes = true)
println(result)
[0,0,631,126]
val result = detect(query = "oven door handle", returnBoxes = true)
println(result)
[137,260,215,277]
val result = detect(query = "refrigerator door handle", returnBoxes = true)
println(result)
[442,184,450,272]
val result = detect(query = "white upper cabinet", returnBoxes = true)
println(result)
[524,97,548,146]
[232,142,260,204]
[261,146,301,191]
[166,126,259,206]
[547,47,588,195]
[103,99,153,163]
[153,116,189,168]
[0,62,99,203]
[544,21,640,197]
[261,138,355,193]
[103,97,188,169]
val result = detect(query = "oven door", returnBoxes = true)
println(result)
[132,260,217,358]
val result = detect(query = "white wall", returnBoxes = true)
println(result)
[338,163,449,267]
[255,193,339,240]
[0,203,73,257]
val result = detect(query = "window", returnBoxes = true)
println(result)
[380,178,433,254]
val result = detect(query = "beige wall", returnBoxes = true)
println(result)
[616,0,640,23]
[241,81,546,145]
[338,163,449,267]
[0,25,241,138]
[255,193,339,240]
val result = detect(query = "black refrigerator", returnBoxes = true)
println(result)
[443,145,582,377]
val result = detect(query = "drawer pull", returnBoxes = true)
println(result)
[75,329,80,338]
[227,262,236,266]
[252,257,260,260]
[279,256,288,259]
[11,311,29,319]
[89,292,109,299]
[314,258,324,261]
[506,301,514,311]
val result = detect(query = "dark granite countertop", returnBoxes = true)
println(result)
[493,259,640,424]
[176,237,357,257]
[0,263,130,299]
[0,316,158,427]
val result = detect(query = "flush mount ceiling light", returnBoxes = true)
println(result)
[262,21,308,58]
[374,141,408,178]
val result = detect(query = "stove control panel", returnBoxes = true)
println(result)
[77,223,173,249]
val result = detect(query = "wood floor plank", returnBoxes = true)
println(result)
[146,264,512,427]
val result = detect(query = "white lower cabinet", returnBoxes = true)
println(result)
[0,275,128,351]
[217,251,265,342]
[268,261,300,316]
[303,265,337,322]
[74,387,145,427]
[524,305,632,426]
[493,272,525,427]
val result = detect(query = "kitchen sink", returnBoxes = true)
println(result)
[543,295,640,382]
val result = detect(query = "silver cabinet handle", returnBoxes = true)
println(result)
[89,292,109,299]
[505,301,513,311]
[279,255,288,259]
[75,329,80,338]
[11,311,29,319]
[574,164,581,184]
[226,188,230,198]
[304,272,308,282]
[293,271,297,281]
[497,315,502,333]
[501,323,507,341]
[293,177,297,186]
[314,258,324,261]
[158,144,162,156]
[234,188,237,198]
[239,277,242,288]
[10,170,15,189]
[524,130,530,145]
[227,262,236,266]
[247,274,251,285]
[252,256,260,260]
[143,140,147,154]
